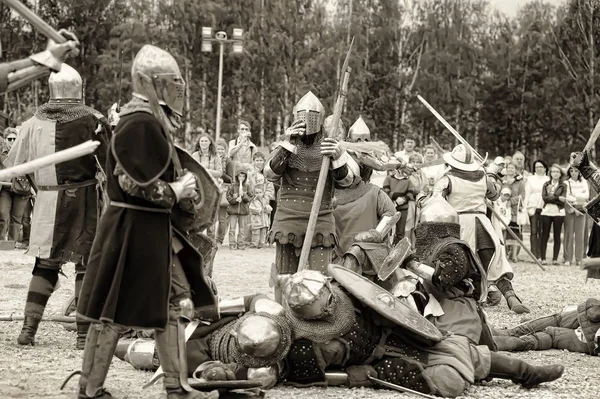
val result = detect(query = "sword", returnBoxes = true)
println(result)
[417,95,485,164]
[368,375,437,399]
[0,140,100,181]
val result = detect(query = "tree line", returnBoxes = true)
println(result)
[0,0,598,164]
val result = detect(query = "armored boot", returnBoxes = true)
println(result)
[496,277,530,314]
[154,320,219,399]
[81,324,120,399]
[487,352,564,388]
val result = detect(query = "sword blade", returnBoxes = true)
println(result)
[368,376,437,399]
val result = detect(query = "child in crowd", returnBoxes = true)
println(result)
[226,169,253,250]
[492,186,513,240]
[249,186,272,249]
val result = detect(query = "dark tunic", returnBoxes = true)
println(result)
[78,111,214,330]
[4,103,110,264]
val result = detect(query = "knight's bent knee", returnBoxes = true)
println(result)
[424,365,469,398]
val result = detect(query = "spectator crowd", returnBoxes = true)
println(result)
[2,122,594,266]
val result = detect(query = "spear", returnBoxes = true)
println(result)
[298,38,354,272]
[116,49,124,113]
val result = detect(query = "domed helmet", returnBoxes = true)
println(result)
[48,63,83,103]
[232,312,292,368]
[348,116,370,142]
[293,91,325,135]
[282,270,356,343]
[131,45,185,118]
[419,195,459,224]
[283,270,333,320]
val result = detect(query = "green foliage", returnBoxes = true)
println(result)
[2,0,600,163]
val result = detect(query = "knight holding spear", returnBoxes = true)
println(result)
[264,91,360,301]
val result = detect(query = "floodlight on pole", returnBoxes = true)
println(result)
[201,27,244,141]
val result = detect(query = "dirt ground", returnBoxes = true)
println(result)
[0,246,599,399]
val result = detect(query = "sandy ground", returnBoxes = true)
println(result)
[1,245,599,399]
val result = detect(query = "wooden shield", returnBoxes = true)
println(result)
[328,264,443,344]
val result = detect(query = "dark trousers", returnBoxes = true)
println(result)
[529,209,543,258]
[392,209,408,244]
[540,215,564,261]
[0,190,30,241]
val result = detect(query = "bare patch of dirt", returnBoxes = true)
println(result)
[0,247,598,398]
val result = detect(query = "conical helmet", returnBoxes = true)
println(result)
[48,63,83,103]
[348,116,370,142]
[283,270,333,320]
[420,195,459,224]
[293,91,325,135]
[131,45,186,116]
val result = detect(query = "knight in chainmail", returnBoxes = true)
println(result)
[332,116,396,280]
[279,270,565,397]
[5,64,111,350]
[264,91,360,301]
[115,295,292,389]
[428,144,529,315]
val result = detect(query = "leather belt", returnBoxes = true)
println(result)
[37,179,97,191]
[109,201,170,214]
[458,211,486,215]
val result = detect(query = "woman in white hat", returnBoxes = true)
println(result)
[428,144,529,314]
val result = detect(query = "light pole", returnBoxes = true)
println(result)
[202,27,244,141]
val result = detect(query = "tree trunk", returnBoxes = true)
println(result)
[283,73,290,128]
[589,0,596,160]
[184,62,192,149]
[276,111,282,138]
[237,86,243,124]
[260,69,265,147]
[201,70,207,131]
[519,43,531,156]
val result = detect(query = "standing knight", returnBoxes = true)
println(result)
[264,91,360,300]
[6,64,110,349]
[73,45,217,399]
[429,144,529,314]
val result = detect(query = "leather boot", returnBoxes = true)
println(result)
[76,324,102,398]
[501,315,559,337]
[494,335,536,352]
[82,324,120,398]
[154,320,219,399]
[486,289,502,307]
[496,278,530,314]
[487,352,564,388]
[17,316,41,345]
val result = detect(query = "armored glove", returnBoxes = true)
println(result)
[277,120,305,154]
[30,29,80,72]
[346,365,378,388]
[571,151,590,170]
[321,137,344,160]
[353,229,384,243]
[247,367,279,389]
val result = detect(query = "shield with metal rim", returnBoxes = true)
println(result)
[327,264,442,343]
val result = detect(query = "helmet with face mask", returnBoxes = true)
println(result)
[293,91,325,135]
[348,116,370,142]
[131,45,185,124]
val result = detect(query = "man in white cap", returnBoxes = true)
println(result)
[428,144,529,314]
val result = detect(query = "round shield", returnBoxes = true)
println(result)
[327,264,443,343]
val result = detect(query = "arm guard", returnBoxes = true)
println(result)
[0,58,48,94]
[117,169,177,209]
